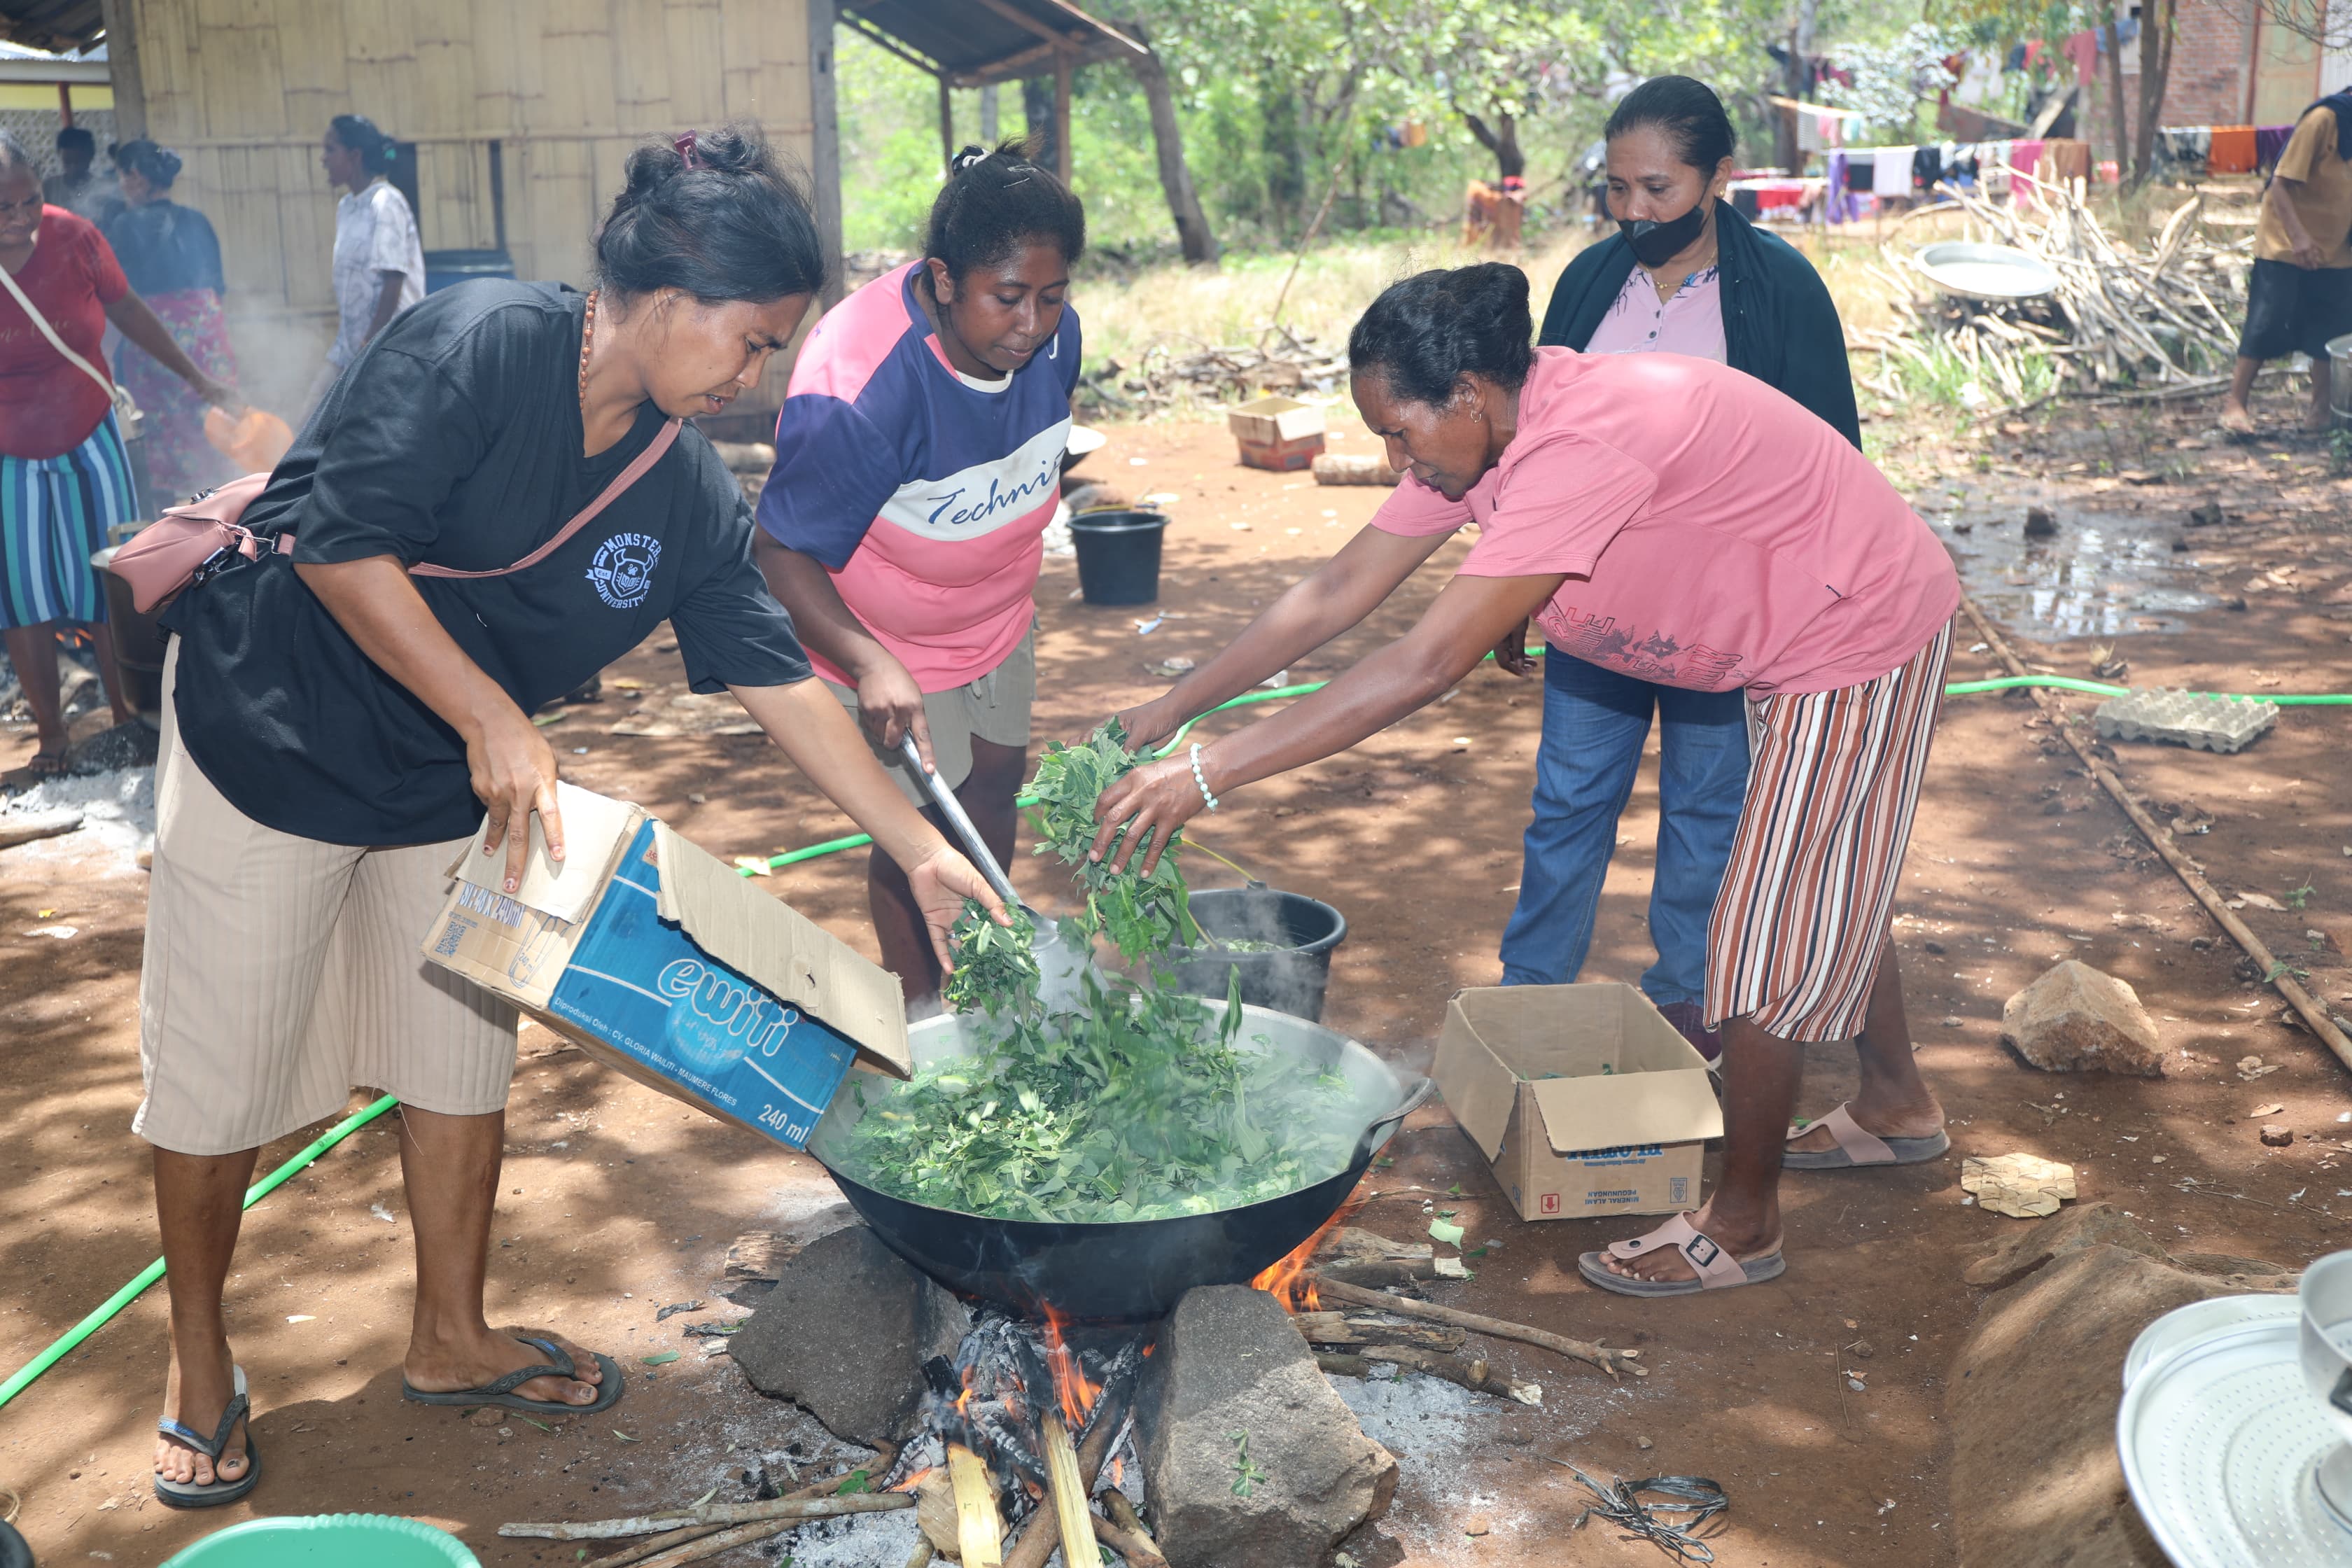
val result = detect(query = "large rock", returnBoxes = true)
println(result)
[729,1226,970,1446]
[1950,1245,2237,1568]
[1135,1285,1397,1568]
[1963,1202,2166,1289]
[2001,960,2166,1075]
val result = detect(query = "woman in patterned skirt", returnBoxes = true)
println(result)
[0,132,238,774]
[105,140,240,500]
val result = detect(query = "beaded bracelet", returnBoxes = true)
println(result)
[1189,742,1220,813]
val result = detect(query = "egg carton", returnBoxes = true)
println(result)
[2092,688,2278,754]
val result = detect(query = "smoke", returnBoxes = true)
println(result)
[1171,888,1340,1024]
[220,307,337,432]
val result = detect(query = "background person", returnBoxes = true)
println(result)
[1498,76,1863,1060]
[306,112,424,414]
[140,125,1005,1508]
[0,131,237,776]
[1100,265,1958,1298]
[2220,84,2352,434]
[755,140,1085,1009]
[104,140,239,498]
[43,124,117,218]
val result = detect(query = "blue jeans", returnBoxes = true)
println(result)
[1498,650,1752,1005]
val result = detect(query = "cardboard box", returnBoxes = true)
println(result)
[1431,983,1722,1222]
[1228,395,1326,471]
[422,784,907,1150]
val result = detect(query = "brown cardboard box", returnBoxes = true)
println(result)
[1227,394,1326,471]
[1431,983,1722,1221]
[422,783,907,1151]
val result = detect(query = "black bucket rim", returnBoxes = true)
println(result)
[1068,508,1168,534]
[1182,886,1348,959]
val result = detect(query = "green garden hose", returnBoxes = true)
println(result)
[0,1094,400,1412]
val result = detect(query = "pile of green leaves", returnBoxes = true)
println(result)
[829,722,1354,1223]
[833,971,1354,1222]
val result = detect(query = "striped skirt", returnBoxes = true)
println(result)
[0,411,136,631]
[1704,621,1953,1042]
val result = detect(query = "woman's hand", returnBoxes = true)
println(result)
[906,845,1010,972]
[1088,753,1207,875]
[192,375,242,413]
[465,698,564,895]
[1492,617,1536,677]
[855,657,933,772]
[1114,694,1184,755]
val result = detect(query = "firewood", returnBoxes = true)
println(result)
[914,1469,961,1558]
[0,811,81,850]
[1312,1258,1438,1289]
[1040,1415,1104,1568]
[947,1441,1006,1567]
[622,1518,797,1568]
[1100,1488,1149,1541]
[1004,1373,1132,1568]
[1310,1276,1646,1379]
[1092,1509,1171,1567]
[1315,1226,1432,1262]
[1290,1310,1464,1352]
[582,1455,901,1564]
[500,1493,912,1540]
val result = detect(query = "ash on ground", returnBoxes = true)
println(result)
[1,762,155,876]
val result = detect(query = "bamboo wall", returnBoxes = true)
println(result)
[121,0,822,400]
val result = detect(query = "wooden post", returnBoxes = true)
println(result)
[939,73,956,174]
[97,0,146,141]
[1054,49,1073,185]
[807,0,845,307]
[57,84,73,127]
[980,83,999,144]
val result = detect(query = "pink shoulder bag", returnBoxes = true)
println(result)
[111,418,683,614]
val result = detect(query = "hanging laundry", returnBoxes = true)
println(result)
[2062,31,2099,88]
[2255,125,2294,172]
[1823,150,1855,223]
[1912,145,1944,192]
[2041,138,2092,186]
[2209,125,2257,174]
[2156,127,2211,178]
[1873,145,1915,196]
[2010,139,2046,211]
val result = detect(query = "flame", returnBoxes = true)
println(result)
[1111,1455,1125,1488]
[1039,1304,1102,1430]
[1251,1189,1371,1313]
[890,1466,936,1494]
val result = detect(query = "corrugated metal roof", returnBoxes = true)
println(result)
[0,0,105,55]
[841,0,1142,87]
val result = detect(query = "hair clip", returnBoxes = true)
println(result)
[675,130,701,169]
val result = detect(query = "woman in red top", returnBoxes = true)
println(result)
[0,132,237,774]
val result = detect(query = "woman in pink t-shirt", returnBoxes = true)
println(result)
[1099,265,1961,1298]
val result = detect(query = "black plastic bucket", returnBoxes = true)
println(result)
[90,545,167,720]
[1070,509,1166,606]
[1167,887,1348,1023]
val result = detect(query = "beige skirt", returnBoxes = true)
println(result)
[134,640,519,1156]
[822,625,1036,806]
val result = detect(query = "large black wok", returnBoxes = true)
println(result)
[804,1001,1432,1321]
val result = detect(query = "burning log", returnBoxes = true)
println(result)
[1002,1359,1135,1568]
[947,1441,1007,1567]
[1289,1310,1465,1352]
[1310,1276,1646,1379]
[1091,1509,1172,1567]
[502,1493,913,1540]
[1040,1415,1105,1568]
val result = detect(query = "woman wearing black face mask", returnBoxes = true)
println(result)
[1491,75,1860,1068]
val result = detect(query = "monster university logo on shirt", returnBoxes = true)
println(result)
[586,532,661,609]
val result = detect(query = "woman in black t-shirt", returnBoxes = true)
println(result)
[141,126,1006,1509]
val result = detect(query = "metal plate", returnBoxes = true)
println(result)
[1912,239,2062,302]
[2125,1296,2302,1391]
[2117,1316,2352,1567]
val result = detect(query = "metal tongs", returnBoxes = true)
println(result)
[898,734,1086,1004]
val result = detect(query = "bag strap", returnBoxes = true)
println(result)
[405,417,684,580]
[0,244,118,403]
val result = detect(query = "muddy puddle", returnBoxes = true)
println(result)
[1918,494,2220,639]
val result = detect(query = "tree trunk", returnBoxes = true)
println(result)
[1022,76,1058,172]
[2132,0,2178,186]
[2102,15,2129,175]
[1124,36,1217,264]
[1460,109,1525,180]
[1262,82,1307,232]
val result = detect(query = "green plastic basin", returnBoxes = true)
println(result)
[163,1514,479,1567]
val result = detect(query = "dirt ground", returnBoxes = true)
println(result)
[4,378,2351,1568]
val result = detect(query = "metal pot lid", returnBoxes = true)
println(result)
[1912,240,2061,302]
[2124,1295,2302,1392]
[2116,1314,2352,1567]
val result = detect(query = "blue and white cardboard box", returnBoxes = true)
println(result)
[1429,983,1721,1221]
[421,784,909,1149]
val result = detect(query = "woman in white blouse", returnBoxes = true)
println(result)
[306,113,424,413]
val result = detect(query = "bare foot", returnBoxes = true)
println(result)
[2218,403,2258,435]
[1786,1093,1945,1156]
[1600,1202,1780,1284]
[154,1343,249,1489]
[403,1326,608,1408]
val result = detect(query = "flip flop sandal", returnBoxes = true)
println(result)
[1576,1212,1785,1298]
[400,1334,626,1416]
[22,749,67,778]
[154,1364,261,1509]
[1782,1102,1950,1170]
